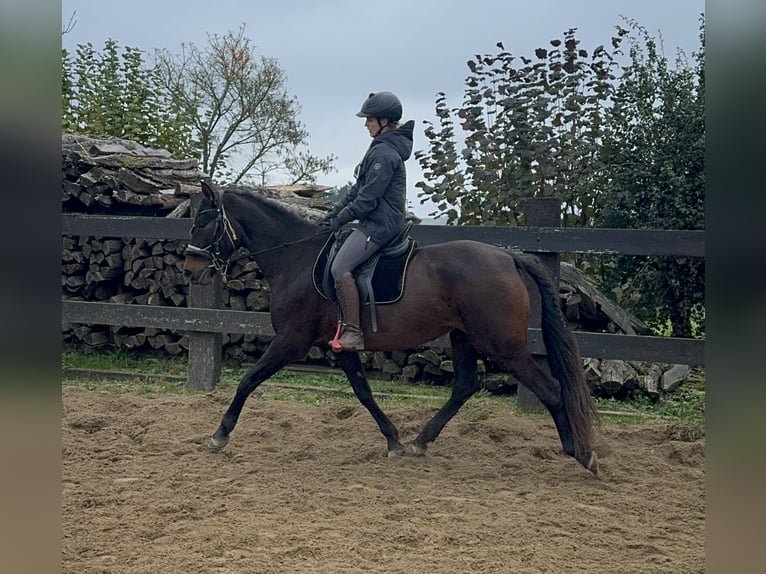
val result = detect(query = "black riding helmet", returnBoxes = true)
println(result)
[356,91,403,122]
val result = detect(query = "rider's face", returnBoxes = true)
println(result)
[364,116,388,137]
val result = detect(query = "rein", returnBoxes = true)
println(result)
[231,232,328,261]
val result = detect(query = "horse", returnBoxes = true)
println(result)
[183,180,600,476]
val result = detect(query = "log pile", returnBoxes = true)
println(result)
[62,134,202,215]
[559,262,651,335]
[61,134,331,360]
[61,134,693,400]
[582,358,693,402]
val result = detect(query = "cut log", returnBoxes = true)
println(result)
[264,184,332,198]
[599,359,639,398]
[481,373,517,393]
[245,291,270,311]
[391,351,410,368]
[422,362,446,379]
[400,364,420,383]
[564,292,582,322]
[661,364,691,392]
[381,359,402,376]
[166,199,190,219]
[370,352,387,372]
[583,357,601,386]
[439,359,454,374]
[408,349,442,367]
[643,363,663,402]
[82,330,110,347]
[306,346,326,361]
[117,167,162,194]
[560,263,650,335]
[148,333,174,349]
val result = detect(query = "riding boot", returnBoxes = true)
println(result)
[333,272,364,351]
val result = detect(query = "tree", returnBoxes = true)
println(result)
[597,17,705,338]
[61,39,196,159]
[154,24,335,185]
[414,18,705,337]
[414,30,626,226]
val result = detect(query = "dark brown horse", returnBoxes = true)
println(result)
[183,180,600,475]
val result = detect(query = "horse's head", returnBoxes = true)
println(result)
[183,179,239,284]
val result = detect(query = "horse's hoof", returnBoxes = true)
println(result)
[410,443,427,457]
[207,435,229,450]
[585,452,600,477]
[388,444,406,458]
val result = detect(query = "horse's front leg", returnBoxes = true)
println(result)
[209,336,304,450]
[335,351,405,457]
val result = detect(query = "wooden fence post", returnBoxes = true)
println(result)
[518,197,561,412]
[186,281,223,391]
[185,193,223,391]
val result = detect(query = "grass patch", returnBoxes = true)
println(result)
[62,347,187,377]
[595,385,705,425]
[61,347,704,426]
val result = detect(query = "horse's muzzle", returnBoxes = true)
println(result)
[182,254,212,285]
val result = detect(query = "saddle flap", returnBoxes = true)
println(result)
[312,225,416,305]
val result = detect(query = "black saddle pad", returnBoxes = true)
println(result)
[312,233,416,305]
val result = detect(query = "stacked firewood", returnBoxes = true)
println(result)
[583,358,692,401]
[62,236,187,302]
[62,134,201,215]
[60,134,328,360]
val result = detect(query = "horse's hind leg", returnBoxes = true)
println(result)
[335,351,405,457]
[500,351,576,458]
[411,329,479,455]
[209,335,302,449]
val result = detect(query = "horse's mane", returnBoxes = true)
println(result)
[223,185,323,224]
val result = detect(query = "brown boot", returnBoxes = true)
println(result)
[332,272,365,352]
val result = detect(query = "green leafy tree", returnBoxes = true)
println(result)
[61,39,196,158]
[154,24,335,185]
[415,29,626,226]
[415,18,705,337]
[597,17,705,338]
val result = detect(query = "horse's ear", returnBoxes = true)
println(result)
[201,178,220,207]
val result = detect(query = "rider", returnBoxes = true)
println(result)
[322,91,414,351]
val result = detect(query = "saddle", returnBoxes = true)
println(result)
[312,220,416,332]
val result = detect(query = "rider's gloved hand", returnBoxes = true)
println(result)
[320,213,337,229]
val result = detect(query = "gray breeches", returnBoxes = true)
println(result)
[330,229,383,281]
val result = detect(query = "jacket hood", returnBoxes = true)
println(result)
[373,119,414,161]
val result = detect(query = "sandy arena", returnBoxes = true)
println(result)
[62,385,704,573]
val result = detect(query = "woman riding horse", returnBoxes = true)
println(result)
[321,91,415,352]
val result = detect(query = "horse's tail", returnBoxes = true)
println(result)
[513,252,598,458]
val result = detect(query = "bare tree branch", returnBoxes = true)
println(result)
[154,24,333,184]
[62,11,77,36]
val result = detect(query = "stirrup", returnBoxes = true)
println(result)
[332,324,364,352]
[329,321,343,351]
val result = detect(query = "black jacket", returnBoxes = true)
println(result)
[332,120,414,245]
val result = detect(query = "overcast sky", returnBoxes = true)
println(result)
[60,0,705,217]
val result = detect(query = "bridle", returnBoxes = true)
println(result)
[184,203,240,282]
[185,203,329,283]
